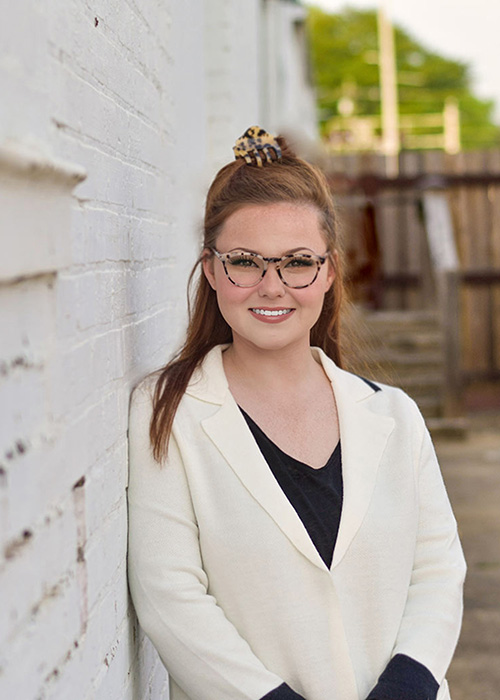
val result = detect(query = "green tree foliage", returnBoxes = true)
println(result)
[306,5,500,149]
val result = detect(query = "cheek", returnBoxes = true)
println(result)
[214,274,250,308]
[298,281,330,308]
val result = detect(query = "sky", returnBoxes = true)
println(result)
[309,0,500,123]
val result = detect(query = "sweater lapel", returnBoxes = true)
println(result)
[316,351,395,569]
[201,394,328,571]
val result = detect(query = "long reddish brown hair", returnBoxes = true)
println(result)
[150,135,346,462]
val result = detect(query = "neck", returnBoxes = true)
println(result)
[222,338,321,392]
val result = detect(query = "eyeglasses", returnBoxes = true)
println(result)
[210,248,328,288]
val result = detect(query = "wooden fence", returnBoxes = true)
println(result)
[325,149,500,387]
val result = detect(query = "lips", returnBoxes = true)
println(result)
[250,308,294,317]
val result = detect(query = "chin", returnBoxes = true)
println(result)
[233,328,311,354]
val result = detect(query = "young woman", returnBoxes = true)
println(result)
[127,127,466,700]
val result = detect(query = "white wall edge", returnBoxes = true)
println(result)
[0,140,87,188]
[0,140,87,281]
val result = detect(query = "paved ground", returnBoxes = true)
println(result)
[434,413,500,700]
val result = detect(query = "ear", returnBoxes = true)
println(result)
[202,250,217,290]
[325,249,338,292]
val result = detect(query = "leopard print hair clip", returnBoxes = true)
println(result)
[233,126,282,167]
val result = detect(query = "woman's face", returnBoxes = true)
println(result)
[202,202,335,355]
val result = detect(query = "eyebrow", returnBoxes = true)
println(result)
[227,246,316,255]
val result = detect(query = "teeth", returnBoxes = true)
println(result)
[251,308,292,317]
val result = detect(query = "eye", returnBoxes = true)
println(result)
[227,253,259,268]
[284,255,315,269]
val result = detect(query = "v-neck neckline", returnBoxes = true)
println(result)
[239,406,340,471]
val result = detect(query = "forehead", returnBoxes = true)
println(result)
[217,202,325,253]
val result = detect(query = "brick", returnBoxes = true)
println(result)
[85,499,127,612]
[0,275,54,358]
[0,372,46,458]
[0,572,81,698]
[0,493,78,641]
[84,439,127,541]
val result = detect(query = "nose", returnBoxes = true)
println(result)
[257,262,286,297]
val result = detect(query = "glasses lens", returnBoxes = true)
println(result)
[225,253,265,286]
[280,255,318,288]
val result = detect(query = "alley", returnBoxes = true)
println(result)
[435,414,500,700]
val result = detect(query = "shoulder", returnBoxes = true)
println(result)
[356,374,428,445]
[316,348,419,409]
[334,368,429,458]
[128,345,228,433]
[130,371,160,411]
[128,370,166,447]
[353,370,423,421]
[318,351,425,431]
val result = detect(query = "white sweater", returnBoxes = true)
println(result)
[127,345,466,700]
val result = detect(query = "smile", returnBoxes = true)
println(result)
[250,308,294,317]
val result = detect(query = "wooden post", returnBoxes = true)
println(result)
[443,98,461,155]
[440,270,463,416]
[377,4,400,177]
[421,192,463,416]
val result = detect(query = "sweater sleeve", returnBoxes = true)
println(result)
[127,383,288,700]
[387,406,466,685]
[365,653,439,700]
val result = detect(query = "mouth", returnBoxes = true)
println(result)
[250,308,294,317]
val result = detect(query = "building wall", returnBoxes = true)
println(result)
[0,1,316,698]
[261,0,318,142]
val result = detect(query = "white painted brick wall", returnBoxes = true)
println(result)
[0,1,317,698]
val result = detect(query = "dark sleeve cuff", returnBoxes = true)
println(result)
[365,653,439,700]
[260,682,306,700]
